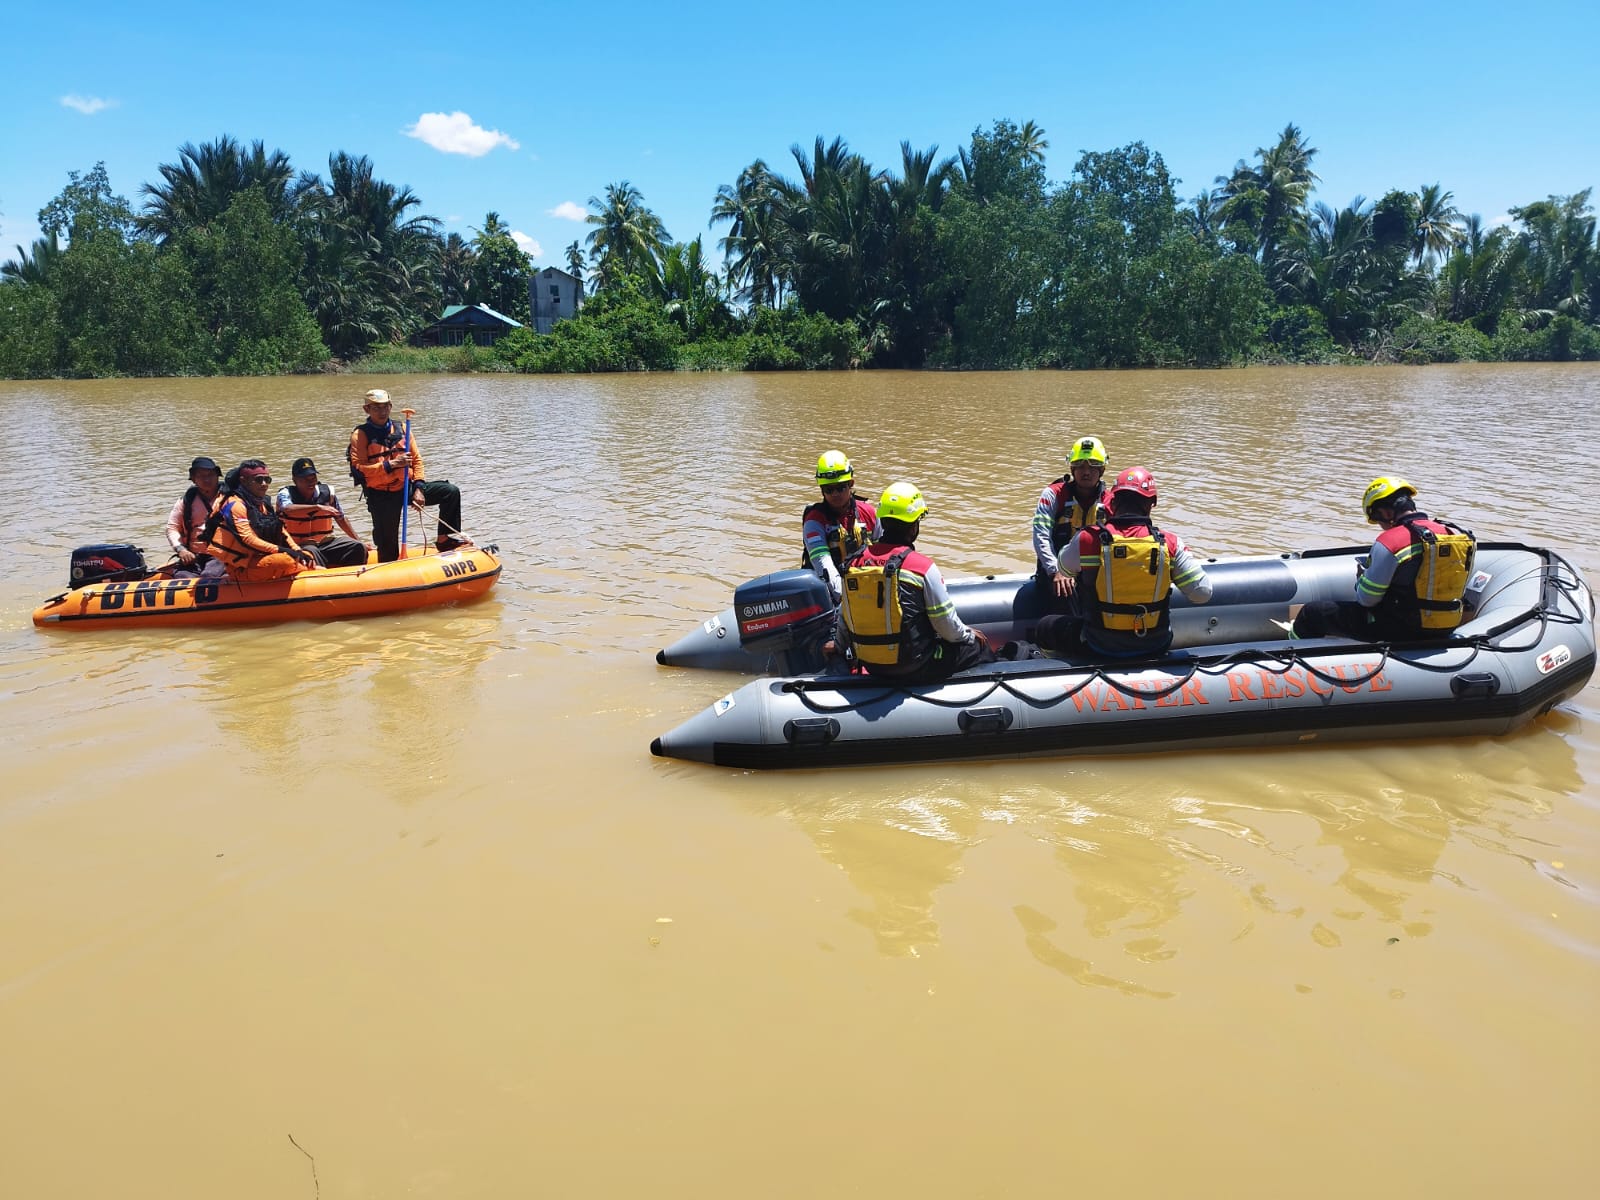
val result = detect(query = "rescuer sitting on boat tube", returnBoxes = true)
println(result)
[348,389,469,563]
[1036,465,1213,658]
[801,450,882,601]
[1291,478,1476,641]
[203,461,318,581]
[276,457,370,568]
[838,482,995,683]
[1032,435,1113,608]
[166,455,226,579]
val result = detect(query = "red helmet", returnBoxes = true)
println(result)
[1111,466,1158,502]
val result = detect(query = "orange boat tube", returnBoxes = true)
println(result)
[33,546,501,629]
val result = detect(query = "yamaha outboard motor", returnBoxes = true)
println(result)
[733,569,838,674]
[69,544,150,588]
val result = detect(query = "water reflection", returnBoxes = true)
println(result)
[765,721,1583,980]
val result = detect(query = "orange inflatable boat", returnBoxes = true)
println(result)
[33,543,501,629]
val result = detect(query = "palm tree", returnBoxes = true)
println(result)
[139,135,295,242]
[656,236,729,337]
[953,119,1048,206]
[439,232,474,305]
[1182,190,1221,241]
[1215,123,1320,291]
[296,152,441,355]
[1437,214,1524,331]
[2,231,63,284]
[585,182,670,291]
[564,239,585,282]
[1017,120,1049,164]
[711,159,789,308]
[789,136,861,200]
[1413,183,1464,268]
[1281,196,1424,347]
[1509,190,1596,319]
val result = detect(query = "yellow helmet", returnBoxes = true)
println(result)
[815,450,853,486]
[1362,476,1416,522]
[1067,435,1109,467]
[878,481,928,524]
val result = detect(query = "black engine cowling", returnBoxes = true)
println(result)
[69,544,150,588]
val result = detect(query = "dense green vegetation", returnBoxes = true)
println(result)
[3,123,1597,377]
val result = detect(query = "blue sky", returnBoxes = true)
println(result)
[4,0,1597,268]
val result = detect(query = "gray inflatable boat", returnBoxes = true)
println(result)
[659,550,1390,674]
[651,544,1596,769]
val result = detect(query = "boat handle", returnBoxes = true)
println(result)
[783,717,840,745]
[958,706,1015,734]
[1450,672,1501,698]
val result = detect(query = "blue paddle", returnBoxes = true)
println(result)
[399,407,415,557]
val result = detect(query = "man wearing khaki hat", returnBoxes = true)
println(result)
[347,388,469,562]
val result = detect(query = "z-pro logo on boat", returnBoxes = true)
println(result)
[1536,645,1571,674]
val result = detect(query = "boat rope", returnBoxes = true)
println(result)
[776,554,1590,719]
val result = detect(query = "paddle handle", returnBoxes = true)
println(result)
[399,408,416,558]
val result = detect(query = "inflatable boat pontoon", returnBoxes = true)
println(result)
[33,543,501,629]
[659,551,1384,674]
[650,544,1595,769]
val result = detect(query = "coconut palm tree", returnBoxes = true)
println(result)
[1215,123,1320,291]
[439,232,474,305]
[564,240,585,282]
[1413,184,1464,268]
[585,182,670,291]
[711,159,789,308]
[1017,120,1049,164]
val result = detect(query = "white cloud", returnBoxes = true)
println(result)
[403,111,520,157]
[61,94,116,115]
[512,231,542,259]
[548,201,587,222]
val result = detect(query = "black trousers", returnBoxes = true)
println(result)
[865,637,995,685]
[1292,600,1415,641]
[306,534,369,568]
[364,481,462,563]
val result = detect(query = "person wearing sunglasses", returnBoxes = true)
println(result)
[801,450,882,601]
[202,460,318,581]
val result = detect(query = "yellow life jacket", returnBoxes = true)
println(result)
[1089,526,1171,636]
[1410,523,1475,631]
[840,546,918,667]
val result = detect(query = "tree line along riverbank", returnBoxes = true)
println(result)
[3,121,1597,378]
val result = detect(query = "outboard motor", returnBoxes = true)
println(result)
[733,569,837,674]
[69,544,150,588]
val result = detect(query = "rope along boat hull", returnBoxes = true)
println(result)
[33,547,501,629]
[650,545,1596,769]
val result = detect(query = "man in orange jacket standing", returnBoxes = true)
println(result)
[348,389,469,562]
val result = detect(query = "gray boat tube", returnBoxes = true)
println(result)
[658,548,1371,674]
[651,544,1596,769]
